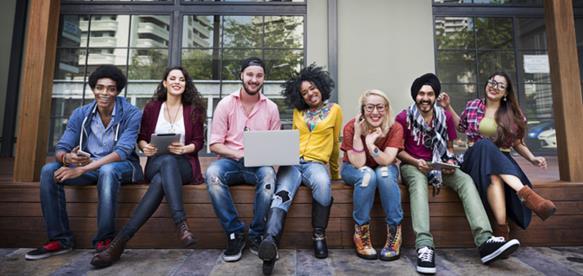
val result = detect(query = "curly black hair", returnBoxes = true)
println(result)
[152,66,206,123]
[88,65,127,94]
[281,63,335,111]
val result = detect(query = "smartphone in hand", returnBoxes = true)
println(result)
[77,149,91,157]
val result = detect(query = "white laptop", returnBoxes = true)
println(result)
[243,129,300,167]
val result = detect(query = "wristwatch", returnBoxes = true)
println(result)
[371,147,381,157]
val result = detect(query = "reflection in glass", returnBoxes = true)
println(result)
[59,16,84,48]
[130,15,170,48]
[222,49,261,80]
[264,50,303,80]
[437,51,476,83]
[182,49,220,80]
[86,48,129,73]
[55,48,87,80]
[516,18,546,50]
[128,48,168,80]
[223,16,263,48]
[440,84,476,150]
[182,15,218,48]
[476,17,513,49]
[435,17,474,49]
[523,83,555,154]
[477,51,515,86]
[87,15,130,48]
[264,16,304,48]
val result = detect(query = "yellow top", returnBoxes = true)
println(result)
[479,117,497,137]
[479,117,511,152]
[293,103,343,179]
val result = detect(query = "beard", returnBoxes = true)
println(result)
[242,81,263,96]
[416,99,435,113]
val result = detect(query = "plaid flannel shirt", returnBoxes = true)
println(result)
[459,98,524,149]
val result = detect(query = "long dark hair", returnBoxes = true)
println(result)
[152,66,206,123]
[485,71,526,146]
[281,63,334,111]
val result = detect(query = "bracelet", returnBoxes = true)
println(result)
[352,146,365,153]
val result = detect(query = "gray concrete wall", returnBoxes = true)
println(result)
[0,0,18,137]
[306,0,329,68]
[336,0,435,123]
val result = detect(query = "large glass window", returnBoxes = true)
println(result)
[51,1,306,152]
[434,5,557,157]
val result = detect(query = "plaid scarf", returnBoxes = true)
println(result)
[406,103,452,195]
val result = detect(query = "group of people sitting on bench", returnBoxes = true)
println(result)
[25,57,556,275]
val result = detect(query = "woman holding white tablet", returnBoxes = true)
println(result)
[91,66,205,269]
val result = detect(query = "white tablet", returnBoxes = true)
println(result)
[150,133,182,154]
[428,161,460,170]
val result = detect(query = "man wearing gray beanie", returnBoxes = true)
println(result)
[395,73,520,274]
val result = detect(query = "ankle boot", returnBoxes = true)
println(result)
[354,224,377,260]
[518,186,556,221]
[176,220,196,248]
[379,224,402,261]
[259,208,287,275]
[492,223,509,241]
[312,197,333,259]
[90,234,129,269]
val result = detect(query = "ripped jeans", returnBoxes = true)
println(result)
[206,158,275,239]
[341,162,403,227]
[270,161,332,212]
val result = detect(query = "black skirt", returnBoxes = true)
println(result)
[461,139,532,229]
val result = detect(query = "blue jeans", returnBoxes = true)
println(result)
[40,161,140,247]
[206,158,275,239]
[271,161,332,212]
[120,154,192,239]
[341,162,403,227]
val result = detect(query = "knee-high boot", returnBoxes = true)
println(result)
[258,207,287,275]
[312,197,333,259]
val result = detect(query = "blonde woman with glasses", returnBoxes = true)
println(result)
[340,89,404,261]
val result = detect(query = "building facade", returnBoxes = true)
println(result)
[2,0,583,181]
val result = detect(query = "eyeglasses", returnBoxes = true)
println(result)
[487,79,507,91]
[364,104,386,113]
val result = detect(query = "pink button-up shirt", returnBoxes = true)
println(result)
[210,90,281,155]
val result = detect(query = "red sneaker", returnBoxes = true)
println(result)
[25,241,72,260]
[95,239,112,252]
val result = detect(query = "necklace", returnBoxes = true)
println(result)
[165,103,182,132]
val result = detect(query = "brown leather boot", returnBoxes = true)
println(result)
[353,224,377,260]
[90,235,129,269]
[176,220,196,248]
[492,223,509,241]
[518,186,556,221]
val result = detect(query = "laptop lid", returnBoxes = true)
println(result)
[243,129,299,167]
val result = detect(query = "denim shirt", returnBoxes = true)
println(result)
[55,96,143,182]
[87,103,117,159]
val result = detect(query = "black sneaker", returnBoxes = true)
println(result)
[416,246,436,274]
[223,232,245,262]
[25,241,73,260]
[479,236,520,264]
[248,235,262,256]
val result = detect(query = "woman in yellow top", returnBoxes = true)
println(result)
[258,64,342,275]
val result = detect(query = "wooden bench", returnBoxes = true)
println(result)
[1,178,582,249]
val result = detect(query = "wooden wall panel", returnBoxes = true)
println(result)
[544,0,583,181]
[13,0,61,182]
